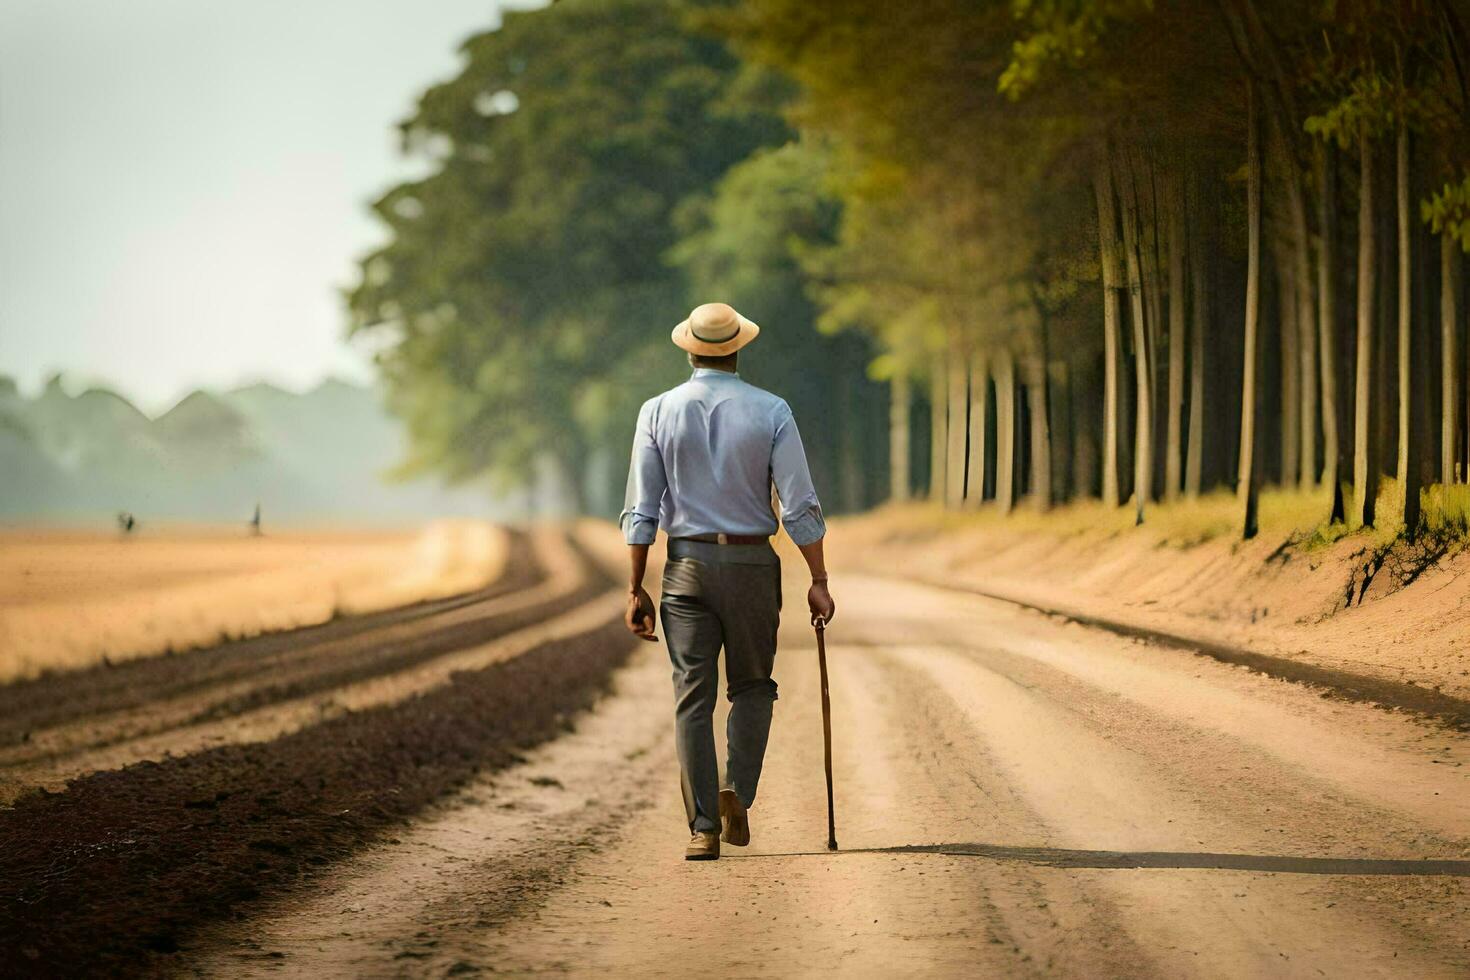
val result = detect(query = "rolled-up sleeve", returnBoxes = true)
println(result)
[618,397,666,545]
[771,404,826,545]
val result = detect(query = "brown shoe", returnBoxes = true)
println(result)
[685,831,720,861]
[719,789,750,847]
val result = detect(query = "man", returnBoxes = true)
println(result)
[620,302,836,861]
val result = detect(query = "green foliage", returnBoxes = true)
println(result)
[669,140,839,323]
[998,0,1156,99]
[1303,71,1403,148]
[1421,174,1470,252]
[349,0,784,498]
[355,0,1470,519]
[668,138,888,509]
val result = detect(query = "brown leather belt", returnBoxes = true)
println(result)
[672,532,770,546]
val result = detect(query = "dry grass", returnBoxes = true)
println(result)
[0,521,508,683]
[872,480,1470,558]
[865,488,1318,550]
[1297,480,1470,554]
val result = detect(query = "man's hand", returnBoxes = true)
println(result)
[626,586,658,642]
[807,579,835,626]
[797,537,834,626]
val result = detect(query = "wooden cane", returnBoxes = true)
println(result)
[812,615,837,851]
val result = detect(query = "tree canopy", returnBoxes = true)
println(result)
[356,0,1470,538]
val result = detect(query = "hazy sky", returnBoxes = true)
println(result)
[1,0,541,414]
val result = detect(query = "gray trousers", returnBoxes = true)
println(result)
[660,538,781,834]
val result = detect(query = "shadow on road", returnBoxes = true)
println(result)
[736,842,1470,876]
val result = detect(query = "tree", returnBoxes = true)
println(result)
[1355,122,1380,528]
[1238,79,1264,540]
[670,140,886,511]
[966,350,990,507]
[1396,111,1420,535]
[348,0,785,507]
[1185,176,1209,498]
[995,347,1018,514]
[1164,167,1187,500]
[1094,167,1125,507]
[890,374,911,501]
[1438,215,1463,481]
[1315,141,1345,521]
[1118,147,1154,525]
[713,0,1465,540]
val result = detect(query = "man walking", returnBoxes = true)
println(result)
[620,302,836,861]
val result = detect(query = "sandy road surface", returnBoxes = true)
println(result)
[193,568,1470,978]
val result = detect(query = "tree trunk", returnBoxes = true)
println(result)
[889,374,911,502]
[1072,357,1099,498]
[929,359,946,504]
[1277,246,1302,487]
[1396,118,1419,536]
[1120,152,1153,525]
[1316,141,1345,520]
[1465,239,1470,482]
[1353,126,1378,528]
[1094,165,1124,509]
[1293,235,1318,490]
[1166,168,1187,501]
[945,348,968,507]
[1056,359,1076,499]
[1185,185,1207,498]
[1274,135,1319,491]
[1027,356,1052,510]
[1447,233,1464,483]
[836,359,863,511]
[1143,168,1167,500]
[965,351,989,508]
[1238,80,1263,540]
[995,348,1017,515]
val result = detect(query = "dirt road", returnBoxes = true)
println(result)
[181,564,1470,978]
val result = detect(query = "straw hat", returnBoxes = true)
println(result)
[671,302,760,356]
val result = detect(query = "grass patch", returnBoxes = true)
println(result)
[1298,480,1470,554]
[867,479,1470,559]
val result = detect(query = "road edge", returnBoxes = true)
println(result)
[905,576,1470,731]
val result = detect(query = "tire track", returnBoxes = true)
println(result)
[187,642,676,977]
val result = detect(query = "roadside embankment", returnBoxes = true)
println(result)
[0,520,509,683]
[829,492,1470,707]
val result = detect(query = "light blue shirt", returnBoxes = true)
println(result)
[619,369,826,546]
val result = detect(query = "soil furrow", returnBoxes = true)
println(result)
[0,532,607,779]
[0,531,541,744]
[178,540,603,726]
[0,614,634,978]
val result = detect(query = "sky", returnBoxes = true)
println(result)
[0,0,543,415]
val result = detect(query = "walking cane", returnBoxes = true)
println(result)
[812,614,837,851]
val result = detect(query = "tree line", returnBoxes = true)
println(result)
[352,0,1469,539]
